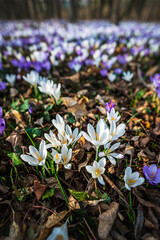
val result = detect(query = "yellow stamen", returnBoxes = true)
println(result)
[63,140,67,144]
[111,117,114,121]
[105,149,111,155]
[58,235,63,240]
[111,132,114,137]
[64,154,68,162]
[95,132,99,141]
[95,168,101,176]
[151,172,155,179]
[35,152,42,162]
[56,153,58,159]
[71,134,73,138]
[128,179,136,184]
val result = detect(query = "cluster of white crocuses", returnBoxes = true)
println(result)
[23,70,61,102]
[21,108,145,191]
[21,114,81,170]
[84,107,125,185]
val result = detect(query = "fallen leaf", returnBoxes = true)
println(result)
[6,127,23,150]
[37,210,68,240]
[68,96,88,119]
[146,65,159,77]
[153,117,160,135]
[5,109,26,129]
[140,136,150,147]
[68,195,80,210]
[134,204,144,240]
[98,202,119,240]
[62,73,80,83]
[34,180,48,201]
[62,97,77,107]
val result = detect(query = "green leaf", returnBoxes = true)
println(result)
[25,126,42,138]
[8,153,23,166]
[42,186,55,200]
[44,111,50,122]
[19,100,29,113]
[11,100,19,110]
[46,104,53,111]
[68,189,98,201]
[67,112,76,123]
[56,99,63,106]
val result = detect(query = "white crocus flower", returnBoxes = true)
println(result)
[109,121,125,141]
[20,140,47,166]
[61,144,72,169]
[108,73,116,82]
[47,220,69,240]
[6,74,16,85]
[58,133,69,145]
[52,83,61,102]
[52,114,66,137]
[66,125,81,145]
[44,130,61,149]
[124,167,145,190]
[38,80,55,96]
[51,149,62,164]
[23,71,39,85]
[83,119,110,148]
[86,158,106,185]
[122,71,134,82]
[99,142,123,165]
[107,108,121,124]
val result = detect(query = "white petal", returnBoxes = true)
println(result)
[98,176,105,185]
[99,158,106,168]
[125,183,131,191]
[99,152,105,158]
[131,172,139,180]
[64,163,72,169]
[110,142,120,152]
[86,165,93,174]
[108,155,116,165]
[87,124,96,140]
[124,167,132,181]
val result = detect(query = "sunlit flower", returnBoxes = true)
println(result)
[109,121,125,141]
[107,108,121,124]
[52,83,61,102]
[61,144,72,169]
[66,125,81,145]
[52,114,65,137]
[124,167,145,190]
[143,164,160,185]
[99,142,123,165]
[86,158,106,185]
[44,130,61,149]
[20,140,47,166]
[47,220,69,240]
[38,79,54,96]
[122,71,134,82]
[83,119,109,147]
[6,74,16,85]
[51,149,62,164]
[23,71,39,85]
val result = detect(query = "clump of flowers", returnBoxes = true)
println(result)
[143,164,160,185]
[83,103,125,185]
[122,71,134,82]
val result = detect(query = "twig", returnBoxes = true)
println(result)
[83,217,97,240]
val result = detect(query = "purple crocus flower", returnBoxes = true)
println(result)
[143,164,160,185]
[114,68,122,75]
[106,101,115,113]
[0,81,6,91]
[0,107,5,135]
[100,69,108,77]
[28,104,33,114]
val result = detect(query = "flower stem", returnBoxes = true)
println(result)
[129,190,132,213]
[95,146,99,161]
[55,173,69,208]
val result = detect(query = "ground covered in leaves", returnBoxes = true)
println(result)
[0,20,160,240]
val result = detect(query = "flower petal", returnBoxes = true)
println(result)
[99,158,106,168]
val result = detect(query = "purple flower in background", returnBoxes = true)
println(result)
[106,101,115,113]
[43,61,51,71]
[100,69,108,77]
[0,107,5,135]
[114,68,122,75]
[0,62,2,70]
[28,104,33,114]
[143,164,160,185]
[150,73,160,98]
[0,81,6,91]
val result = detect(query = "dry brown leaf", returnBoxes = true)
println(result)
[34,180,48,201]
[68,195,80,210]
[153,117,160,135]
[124,145,134,156]
[37,210,68,240]
[98,202,119,240]
[140,136,150,147]
[5,109,26,128]
[146,65,159,77]
[68,96,88,119]
[62,97,77,107]
[6,127,24,150]
[96,106,106,115]
[62,72,80,83]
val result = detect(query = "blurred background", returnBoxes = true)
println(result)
[0,0,160,23]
